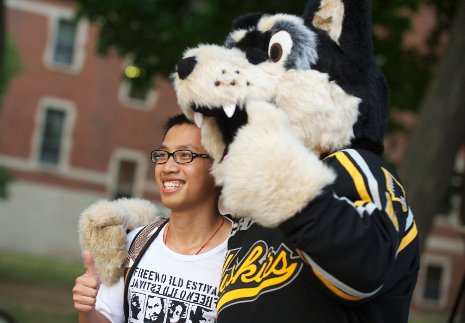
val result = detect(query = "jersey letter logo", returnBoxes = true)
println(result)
[217,240,302,312]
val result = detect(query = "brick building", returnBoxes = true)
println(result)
[1,0,464,318]
[0,0,178,258]
[412,216,465,318]
[409,148,465,318]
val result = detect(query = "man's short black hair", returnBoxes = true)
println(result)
[162,114,194,138]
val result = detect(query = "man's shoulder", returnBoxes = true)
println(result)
[127,226,145,247]
[128,218,168,260]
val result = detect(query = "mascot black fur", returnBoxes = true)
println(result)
[79,0,419,322]
[173,0,419,322]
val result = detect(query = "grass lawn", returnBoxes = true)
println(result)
[0,250,83,323]
[0,250,451,323]
[410,311,448,323]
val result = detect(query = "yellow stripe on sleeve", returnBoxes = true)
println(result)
[334,152,372,203]
[296,249,367,302]
[311,267,363,301]
[398,221,418,253]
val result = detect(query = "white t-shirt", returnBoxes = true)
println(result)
[96,221,228,323]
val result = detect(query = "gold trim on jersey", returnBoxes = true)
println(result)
[334,152,372,204]
[217,242,302,312]
[311,266,363,301]
[331,151,402,231]
[296,249,382,301]
[398,221,418,253]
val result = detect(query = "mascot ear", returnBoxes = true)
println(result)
[304,0,344,44]
[304,0,388,154]
[304,0,373,56]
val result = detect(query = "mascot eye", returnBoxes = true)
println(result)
[268,31,293,64]
[269,43,283,62]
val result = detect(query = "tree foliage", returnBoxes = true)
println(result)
[398,0,465,248]
[0,0,20,199]
[372,0,460,121]
[0,37,22,102]
[75,0,460,115]
[75,0,304,88]
[0,166,14,199]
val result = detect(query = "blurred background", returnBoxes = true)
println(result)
[0,0,464,322]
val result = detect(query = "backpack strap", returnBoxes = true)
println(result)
[123,218,168,322]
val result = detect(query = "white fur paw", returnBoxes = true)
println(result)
[246,100,293,133]
[221,103,336,227]
[78,198,160,285]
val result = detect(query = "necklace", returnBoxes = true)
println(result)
[164,216,225,255]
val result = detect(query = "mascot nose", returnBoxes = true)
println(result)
[177,56,197,80]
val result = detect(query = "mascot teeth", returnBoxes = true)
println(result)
[194,112,204,128]
[223,104,236,118]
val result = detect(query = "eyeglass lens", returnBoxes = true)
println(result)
[153,150,193,164]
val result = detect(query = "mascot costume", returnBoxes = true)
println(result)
[79,0,419,322]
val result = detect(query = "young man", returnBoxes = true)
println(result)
[72,114,232,323]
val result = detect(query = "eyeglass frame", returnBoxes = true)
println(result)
[151,149,212,164]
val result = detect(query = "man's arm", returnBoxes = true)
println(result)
[279,149,418,303]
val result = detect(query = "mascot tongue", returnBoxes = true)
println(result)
[192,104,248,161]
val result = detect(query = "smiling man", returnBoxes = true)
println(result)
[72,114,232,323]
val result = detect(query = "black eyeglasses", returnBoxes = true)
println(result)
[151,149,212,164]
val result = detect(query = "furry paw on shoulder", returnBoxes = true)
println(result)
[78,198,161,285]
[221,100,335,227]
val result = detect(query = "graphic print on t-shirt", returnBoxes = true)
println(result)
[128,266,217,323]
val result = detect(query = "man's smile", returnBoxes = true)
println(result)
[162,180,185,192]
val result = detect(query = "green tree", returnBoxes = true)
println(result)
[398,0,465,249]
[75,0,306,88]
[0,0,21,199]
[75,0,457,112]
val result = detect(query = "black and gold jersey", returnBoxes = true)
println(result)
[217,148,419,323]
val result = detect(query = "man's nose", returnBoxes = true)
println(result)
[176,56,197,80]
[161,162,179,174]
[162,154,179,170]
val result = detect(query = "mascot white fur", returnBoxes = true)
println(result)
[79,0,419,321]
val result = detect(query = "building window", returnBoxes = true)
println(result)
[114,160,137,199]
[39,109,66,164]
[118,80,159,110]
[118,60,159,110]
[44,14,88,74]
[128,82,149,101]
[32,97,76,171]
[109,149,147,199]
[415,254,451,309]
[423,264,443,301]
[53,18,77,65]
